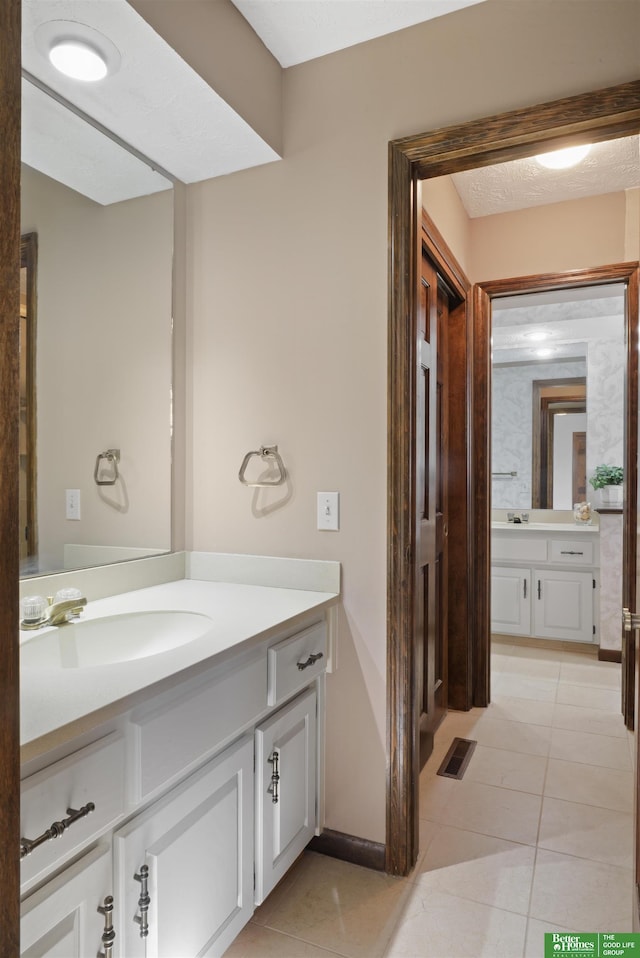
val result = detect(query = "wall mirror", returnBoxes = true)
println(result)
[20,77,174,577]
[491,284,625,511]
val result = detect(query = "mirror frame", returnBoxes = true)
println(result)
[387,79,640,877]
[0,0,21,948]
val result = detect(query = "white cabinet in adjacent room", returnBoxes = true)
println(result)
[490,526,598,644]
[491,566,531,636]
[534,568,594,643]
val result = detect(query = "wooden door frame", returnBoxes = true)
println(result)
[478,263,639,711]
[0,0,22,951]
[387,80,640,877]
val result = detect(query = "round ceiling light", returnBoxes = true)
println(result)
[536,145,592,170]
[35,20,121,83]
[49,40,107,81]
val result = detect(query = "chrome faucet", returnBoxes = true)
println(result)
[20,595,87,630]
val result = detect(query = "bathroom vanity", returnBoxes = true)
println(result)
[491,522,599,644]
[19,557,339,957]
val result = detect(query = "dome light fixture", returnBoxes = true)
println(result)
[49,39,108,81]
[524,329,550,342]
[536,144,592,170]
[35,20,121,83]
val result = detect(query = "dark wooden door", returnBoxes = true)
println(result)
[417,244,448,767]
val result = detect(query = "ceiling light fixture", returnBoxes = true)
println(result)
[536,145,592,170]
[524,329,550,342]
[35,20,121,83]
[49,40,108,81]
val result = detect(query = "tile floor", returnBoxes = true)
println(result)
[224,640,635,958]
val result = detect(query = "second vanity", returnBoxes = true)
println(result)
[491,518,599,644]
[19,553,340,957]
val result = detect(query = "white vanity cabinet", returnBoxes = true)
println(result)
[491,527,598,644]
[114,735,254,958]
[20,611,329,958]
[21,845,113,957]
[255,686,317,905]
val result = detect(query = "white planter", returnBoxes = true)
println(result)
[601,484,623,507]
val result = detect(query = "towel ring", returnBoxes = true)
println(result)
[94,449,120,486]
[238,445,287,487]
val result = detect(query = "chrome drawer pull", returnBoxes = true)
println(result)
[560,550,583,555]
[133,865,150,938]
[97,895,116,957]
[297,651,323,671]
[20,801,95,859]
[267,750,280,804]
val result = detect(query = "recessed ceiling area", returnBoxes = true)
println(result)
[230,0,486,67]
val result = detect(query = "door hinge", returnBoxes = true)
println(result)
[593,579,596,589]
[593,625,596,635]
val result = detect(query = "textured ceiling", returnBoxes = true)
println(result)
[452,137,640,218]
[230,0,485,67]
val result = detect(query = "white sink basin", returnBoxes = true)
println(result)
[20,610,213,670]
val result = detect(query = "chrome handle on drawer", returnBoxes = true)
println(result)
[561,550,583,555]
[297,651,324,671]
[133,865,150,938]
[537,580,542,600]
[98,895,116,957]
[20,801,95,859]
[523,579,527,599]
[267,750,280,804]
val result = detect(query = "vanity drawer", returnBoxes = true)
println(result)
[268,621,327,707]
[491,536,547,563]
[20,732,126,892]
[132,648,266,801]
[550,539,594,565]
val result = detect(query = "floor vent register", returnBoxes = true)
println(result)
[436,737,477,780]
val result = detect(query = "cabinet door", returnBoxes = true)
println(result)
[114,735,253,958]
[255,687,317,905]
[534,568,594,642]
[491,566,531,635]
[21,845,112,957]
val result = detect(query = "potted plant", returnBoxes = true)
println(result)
[589,464,624,507]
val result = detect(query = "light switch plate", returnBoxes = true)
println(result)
[66,488,81,520]
[317,492,339,531]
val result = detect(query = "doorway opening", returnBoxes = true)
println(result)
[387,79,640,879]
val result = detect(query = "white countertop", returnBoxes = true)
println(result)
[491,522,598,533]
[20,578,338,757]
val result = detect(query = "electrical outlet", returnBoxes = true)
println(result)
[66,488,81,520]
[317,492,339,531]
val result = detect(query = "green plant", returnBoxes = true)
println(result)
[589,464,624,489]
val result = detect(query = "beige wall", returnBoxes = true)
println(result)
[421,176,473,276]
[184,1,640,843]
[21,166,173,573]
[469,192,628,281]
